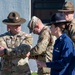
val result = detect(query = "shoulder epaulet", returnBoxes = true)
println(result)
[21,32,32,38]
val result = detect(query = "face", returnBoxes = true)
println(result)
[64,12,74,21]
[50,24,56,35]
[8,25,21,34]
[33,21,42,34]
[7,25,10,31]
[50,23,63,38]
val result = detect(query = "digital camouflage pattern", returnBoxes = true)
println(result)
[30,26,55,75]
[0,31,33,75]
[66,19,75,46]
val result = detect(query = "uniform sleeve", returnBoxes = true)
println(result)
[30,30,50,56]
[0,34,33,57]
[70,24,75,43]
[46,41,74,70]
[0,37,15,56]
[0,37,7,48]
[0,37,11,56]
[18,34,33,54]
[23,34,33,48]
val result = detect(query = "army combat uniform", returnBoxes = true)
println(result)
[67,19,75,46]
[0,31,33,75]
[58,1,75,46]
[30,26,55,75]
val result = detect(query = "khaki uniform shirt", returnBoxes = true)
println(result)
[30,26,55,75]
[0,31,33,75]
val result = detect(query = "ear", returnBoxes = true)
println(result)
[55,27,60,31]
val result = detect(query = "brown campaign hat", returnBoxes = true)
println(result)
[2,11,26,25]
[58,2,74,12]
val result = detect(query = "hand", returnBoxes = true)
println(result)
[36,60,46,68]
[0,46,5,50]
[18,57,29,66]
[26,52,30,57]
[0,46,5,56]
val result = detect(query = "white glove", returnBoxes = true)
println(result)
[18,57,29,66]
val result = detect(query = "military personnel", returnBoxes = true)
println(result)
[0,11,33,75]
[36,13,75,75]
[58,1,75,46]
[27,16,56,75]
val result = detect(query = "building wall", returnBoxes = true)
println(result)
[0,0,31,34]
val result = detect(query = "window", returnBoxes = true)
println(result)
[31,0,65,23]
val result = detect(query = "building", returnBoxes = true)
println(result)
[0,0,75,34]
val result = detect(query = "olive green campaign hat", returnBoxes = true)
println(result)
[2,11,26,25]
[58,1,75,12]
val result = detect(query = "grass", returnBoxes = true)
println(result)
[31,72,38,75]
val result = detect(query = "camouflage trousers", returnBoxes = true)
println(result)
[38,67,51,75]
[1,64,31,75]
[1,71,31,75]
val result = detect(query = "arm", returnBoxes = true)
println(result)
[0,38,7,56]
[30,30,50,56]
[66,21,75,43]
[69,24,75,43]
[0,34,33,57]
[37,41,74,70]
[0,46,6,56]
[24,34,33,48]
[46,41,74,70]
[20,34,33,55]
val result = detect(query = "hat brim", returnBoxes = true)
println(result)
[2,18,26,25]
[47,20,71,26]
[58,9,74,12]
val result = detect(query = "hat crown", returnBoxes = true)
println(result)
[7,12,21,23]
[2,11,26,25]
[63,2,74,11]
[47,13,71,26]
[51,13,66,23]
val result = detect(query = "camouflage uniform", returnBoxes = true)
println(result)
[30,26,55,75]
[67,19,75,46]
[58,1,75,46]
[0,31,33,75]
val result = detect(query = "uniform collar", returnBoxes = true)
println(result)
[55,33,66,43]
[8,31,23,37]
[40,26,49,34]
